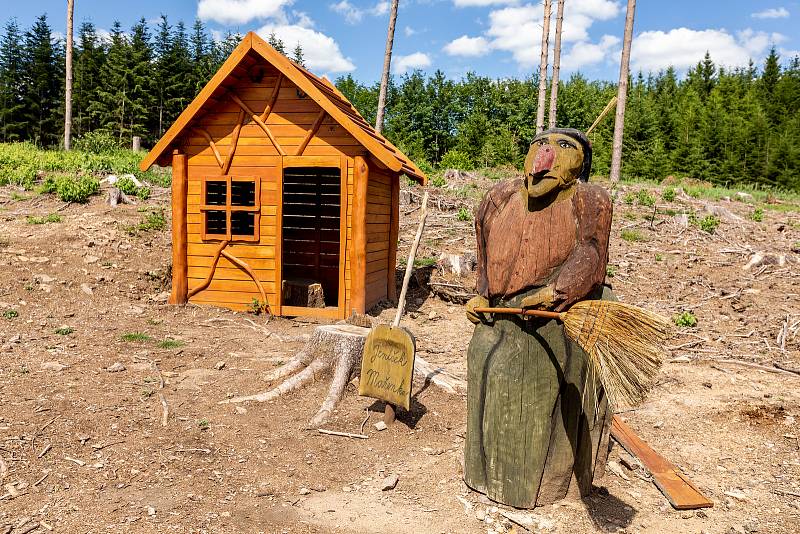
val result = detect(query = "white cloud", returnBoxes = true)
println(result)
[198,0,293,25]
[450,1,622,69]
[631,27,785,72]
[453,0,518,6]
[256,23,356,73]
[562,34,620,70]
[444,35,490,57]
[331,1,390,25]
[404,26,417,37]
[393,52,433,73]
[751,7,790,19]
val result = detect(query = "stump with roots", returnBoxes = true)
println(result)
[221,324,370,428]
[219,321,465,428]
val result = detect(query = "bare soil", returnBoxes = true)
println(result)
[1,176,799,534]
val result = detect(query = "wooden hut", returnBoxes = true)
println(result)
[140,32,426,319]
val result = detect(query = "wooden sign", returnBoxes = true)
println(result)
[359,324,415,410]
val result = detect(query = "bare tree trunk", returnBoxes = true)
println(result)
[535,0,552,134]
[609,0,636,183]
[547,0,564,129]
[375,0,399,135]
[64,0,74,150]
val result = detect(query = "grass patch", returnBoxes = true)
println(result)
[0,141,170,190]
[623,192,636,205]
[413,257,437,267]
[673,311,697,327]
[158,339,185,349]
[198,419,210,430]
[605,265,616,278]
[430,175,447,187]
[26,213,62,225]
[750,207,764,222]
[3,309,19,319]
[457,207,472,221]
[690,214,720,234]
[621,229,646,242]
[121,332,151,342]
[125,208,167,236]
[662,187,676,202]
[55,326,74,335]
[636,189,656,207]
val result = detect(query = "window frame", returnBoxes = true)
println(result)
[200,176,261,242]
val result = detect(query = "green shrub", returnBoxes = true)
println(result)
[750,207,763,222]
[636,189,656,207]
[158,339,185,349]
[439,150,473,171]
[3,309,18,319]
[662,187,676,202]
[73,131,120,153]
[26,213,62,225]
[623,192,636,205]
[121,332,151,342]
[605,265,616,278]
[457,207,472,221]
[55,175,100,203]
[116,176,139,195]
[621,229,646,242]
[690,214,720,234]
[137,186,151,200]
[673,311,697,327]
[430,175,447,187]
[55,326,75,335]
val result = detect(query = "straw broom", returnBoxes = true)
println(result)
[474,300,672,408]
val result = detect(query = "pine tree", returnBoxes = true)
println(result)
[127,18,153,143]
[91,21,130,143]
[268,33,285,54]
[22,14,63,146]
[73,22,104,137]
[190,19,214,94]
[0,18,26,141]
[292,43,305,67]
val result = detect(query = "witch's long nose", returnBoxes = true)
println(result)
[533,144,556,174]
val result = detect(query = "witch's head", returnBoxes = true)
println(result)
[522,128,592,199]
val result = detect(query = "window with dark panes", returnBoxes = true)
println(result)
[200,177,260,241]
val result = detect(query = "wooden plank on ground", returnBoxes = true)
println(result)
[611,416,713,510]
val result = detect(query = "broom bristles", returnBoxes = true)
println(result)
[562,300,671,408]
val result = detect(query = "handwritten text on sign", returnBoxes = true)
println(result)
[359,324,415,410]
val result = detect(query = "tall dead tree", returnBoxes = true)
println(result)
[548,0,565,129]
[375,0,399,134]
[64,0,74,150]
[535,0,552,134]
[609,0,636,183]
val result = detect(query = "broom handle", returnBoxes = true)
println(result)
[474,307,563,321]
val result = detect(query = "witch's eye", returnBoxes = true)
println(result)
[558,140,575,149]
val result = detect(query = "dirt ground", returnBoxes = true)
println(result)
[1,174,799,534]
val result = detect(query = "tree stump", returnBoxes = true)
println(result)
[282,278,325,308]
[221,324,368,427]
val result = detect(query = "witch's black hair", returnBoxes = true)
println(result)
[532,127,593,182]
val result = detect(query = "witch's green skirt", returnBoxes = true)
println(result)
[464,285,614,508]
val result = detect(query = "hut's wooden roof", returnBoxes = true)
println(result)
[140,32,426,184]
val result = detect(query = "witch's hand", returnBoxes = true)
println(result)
[521,286,555,310]
[465,295,491,324]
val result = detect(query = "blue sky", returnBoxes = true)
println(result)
[9,1,800,82]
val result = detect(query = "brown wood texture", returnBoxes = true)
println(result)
[475,181,611,311]
[169,150,189,305]
[359,324,415,410]
[139,31,425,183]
[611,417,713,510]
[350,156,368,314]
[387,173,399,301]
[147,34,420,318]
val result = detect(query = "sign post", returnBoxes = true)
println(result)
[359,192,429,424]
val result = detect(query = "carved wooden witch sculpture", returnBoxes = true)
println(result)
[464,128,614,508]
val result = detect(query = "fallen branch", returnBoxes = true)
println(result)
[317,429,368,440]
[713,359,800,377]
